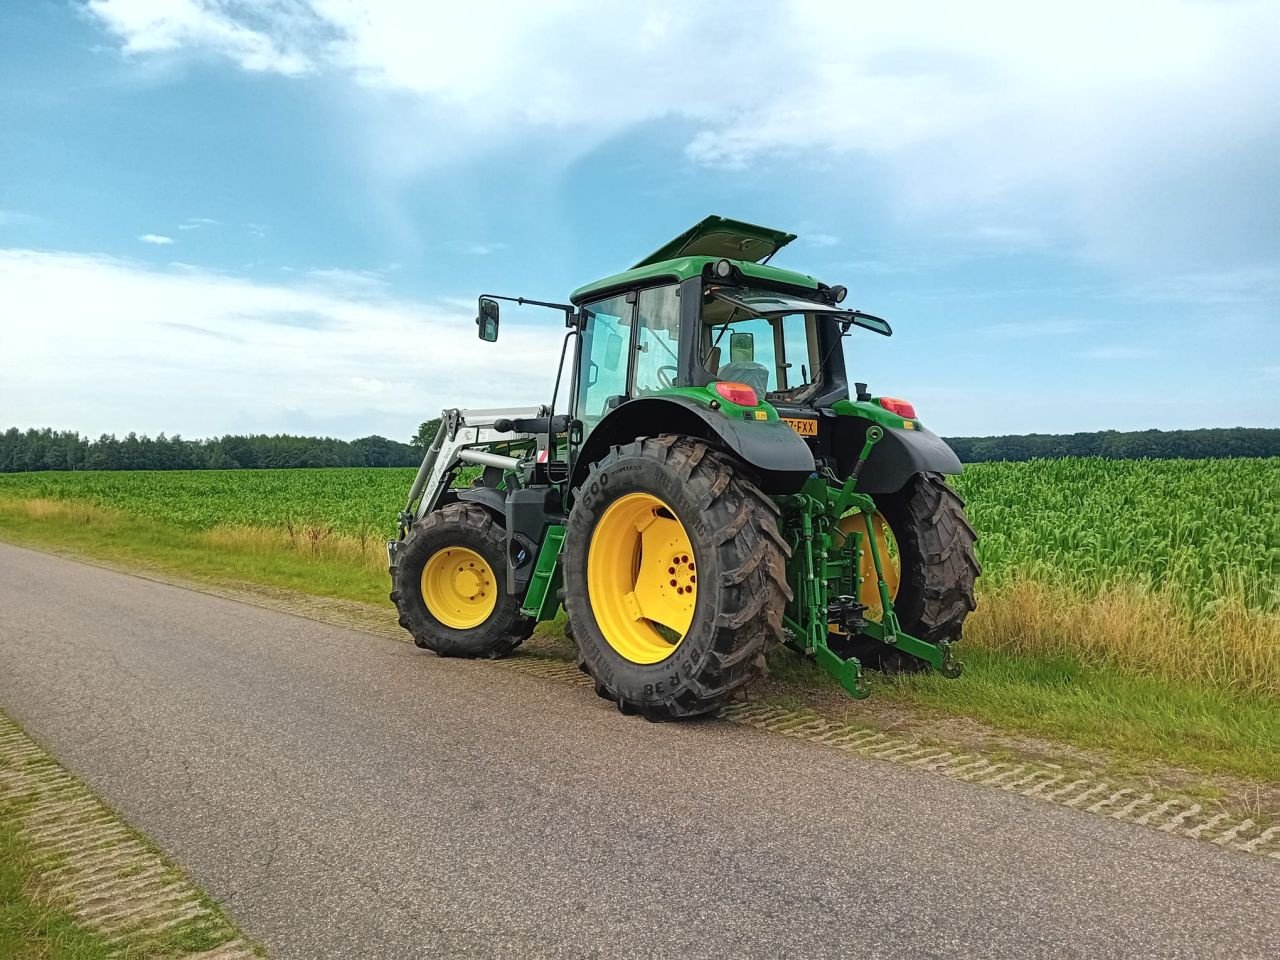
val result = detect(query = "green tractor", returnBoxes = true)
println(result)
[389,216,979,719]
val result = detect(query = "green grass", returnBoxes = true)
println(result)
[765,647,1280,782]
[0,497,388,605]
[0,713,256,959]
[0,821,117,960]
[2,494,1276,784]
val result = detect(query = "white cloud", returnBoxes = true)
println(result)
[445,240,507,256]
[305,266,389,291]
[0,248,563,438]
[85,1,1280,273]
[178,217,221,230]
[980,319,1093,340]
[804,233,840,249]
[1075,345,1157,361]
[138,233,175,244]
[0,210,40,227]
[87,0,314,75]
[1124,267,1280,305]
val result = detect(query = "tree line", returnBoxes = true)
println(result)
[0,423,1275,473]
[0,427,424,472]
[944,427,1280,463]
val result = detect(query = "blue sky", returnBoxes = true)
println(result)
[2,1,1277,442]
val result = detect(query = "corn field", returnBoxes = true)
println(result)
[1,457,1276,617]
[1,457,1277,694]
[953,457,1279,617]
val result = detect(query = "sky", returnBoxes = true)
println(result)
[1,0,1278,442]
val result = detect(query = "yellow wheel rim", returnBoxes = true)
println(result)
[587,493,697,664]
[421,547,498,629]
[833,511,900,622]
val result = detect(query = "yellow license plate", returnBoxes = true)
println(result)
[782,417,818,437]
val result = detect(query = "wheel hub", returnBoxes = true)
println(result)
[421,546,497,630]
[587,492,697,664]
[453,567,482,598]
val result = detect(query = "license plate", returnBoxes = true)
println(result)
[782,417,818,437]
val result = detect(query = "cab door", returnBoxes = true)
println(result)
[575,292,634,439]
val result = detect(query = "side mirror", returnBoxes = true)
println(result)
[840,310,892,337]
[729,331,754,362]
[477,297,500,342]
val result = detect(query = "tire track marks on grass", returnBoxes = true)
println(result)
[0,713,259,958]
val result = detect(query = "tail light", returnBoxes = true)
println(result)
[878,397,917,419]
[713,381,759,407]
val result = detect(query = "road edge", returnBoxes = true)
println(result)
[0,709,262,958]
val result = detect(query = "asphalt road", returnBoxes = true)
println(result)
[0,542,1276,959]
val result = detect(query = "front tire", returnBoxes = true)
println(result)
[564,436,791,720]
[390,502,534,658]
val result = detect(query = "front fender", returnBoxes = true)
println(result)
[570,396,815,494]
[454,485,506,517]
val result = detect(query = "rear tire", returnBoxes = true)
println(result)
[390,502,534,658]
[564,436,791,720]
[851,472,980,672]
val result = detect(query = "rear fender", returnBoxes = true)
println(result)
[570,396,814,495]
[835,418,962,494]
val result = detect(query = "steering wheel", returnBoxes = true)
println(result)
[656,365,677,389]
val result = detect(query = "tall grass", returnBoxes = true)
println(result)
[201,523,388,574]
[965,577,1279,698]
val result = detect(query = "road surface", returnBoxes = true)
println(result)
[0,542,1276,959]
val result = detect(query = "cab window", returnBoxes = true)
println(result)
[633,285,681,395]
[577,293,632,435]
[702,299,821,400]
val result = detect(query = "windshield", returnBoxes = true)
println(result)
[701,291,823,401]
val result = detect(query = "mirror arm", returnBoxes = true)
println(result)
[479,293,578,328]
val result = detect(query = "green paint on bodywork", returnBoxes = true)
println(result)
[657,384,780,421]
[831,397,920,431]
[521,524,566,620]
[570,256,820,304]
[631,215,797,268]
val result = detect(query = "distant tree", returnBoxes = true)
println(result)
[942,427,1280,463]
[412,419,442,451]
[2,424,1275,472]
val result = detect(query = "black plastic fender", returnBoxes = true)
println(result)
[570,396,815,495]
[837,419,962,494]
[454,485,507,517]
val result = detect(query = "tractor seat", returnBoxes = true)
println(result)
[716,361,770,399]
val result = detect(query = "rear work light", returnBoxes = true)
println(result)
[713,381,759,407]
[878,397,917,419]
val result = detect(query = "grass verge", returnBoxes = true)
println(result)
[0,822,115,960]
[1,709,258,959]
[2,496,1277,785]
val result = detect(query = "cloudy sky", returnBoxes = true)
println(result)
[2,0,1278,441]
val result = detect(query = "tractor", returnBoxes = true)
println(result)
[388,216,979,719]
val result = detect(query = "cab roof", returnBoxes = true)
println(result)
[570,216,817,305]
[632,215,796,268]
